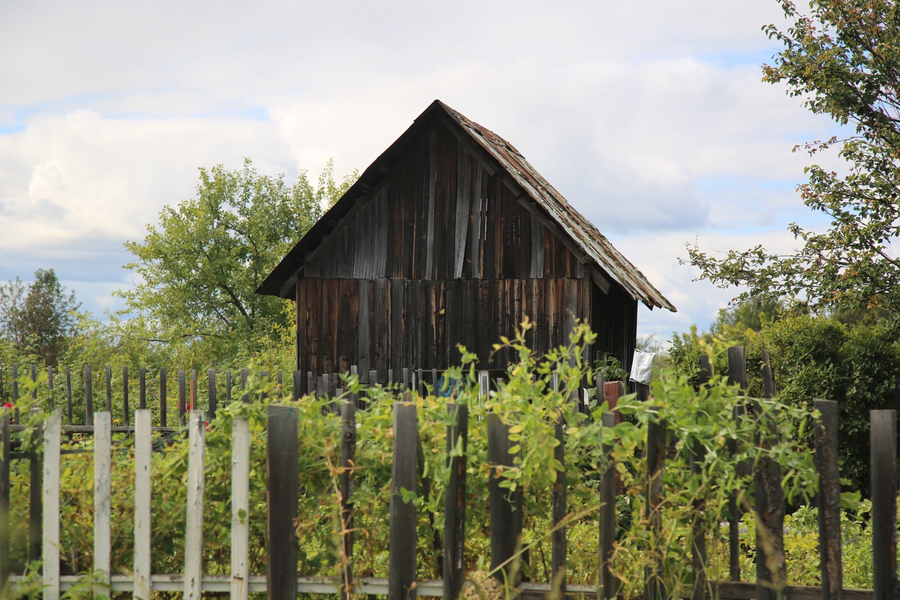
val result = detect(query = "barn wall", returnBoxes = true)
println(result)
[295,118,639,384]
[295,277,619,384]
[304,121,582,282]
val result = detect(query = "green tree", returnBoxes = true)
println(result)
[118,158,356,362]
[0,268,81,366]
[686,0,900,315]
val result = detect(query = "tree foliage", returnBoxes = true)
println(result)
[686,0,900,313]
[0,268,81,366]
[118,159,356,362]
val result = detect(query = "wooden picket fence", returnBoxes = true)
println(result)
[0,353,897,600]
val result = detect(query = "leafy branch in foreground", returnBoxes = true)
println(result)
[685,0,900,314]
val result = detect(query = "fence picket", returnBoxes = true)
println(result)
[599,411,618,600]
[123,366,130,427]
[105,365,112,413]
[444,402,469,600]
[42,410,61,600]
[184,411,206,600]
[178,370,186,427]
[644,410,666,600]
[870,410,897,600]
[0,409,8,590]
[29,408,42,564]
[208,369,217,421]
[231,416,250,600]
[160,368,167,428]
[139,367,146,410]
[389,394,418,600]
[133,409,152,600]
[487,411,522,585]
[339,400,356,600]
[814,400,841,600]
[551,413,567,598]
[94,412,112,589]
[85,366,93,427]
[726,346,746,582]
[267,405,299,600]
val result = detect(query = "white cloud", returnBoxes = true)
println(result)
[0,0,839,332]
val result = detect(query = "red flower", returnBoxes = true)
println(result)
[185,403,192,411]
[3,402,12,409]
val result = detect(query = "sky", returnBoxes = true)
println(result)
[0,0,843,344]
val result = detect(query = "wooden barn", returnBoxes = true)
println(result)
[258,100,675,387]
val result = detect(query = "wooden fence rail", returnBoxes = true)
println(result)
[0,354,897,599]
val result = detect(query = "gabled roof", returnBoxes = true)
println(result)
[258,100,676,312]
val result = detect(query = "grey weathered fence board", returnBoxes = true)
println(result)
[267,405,299,600]
[339,400,356,600]
[814,399,842,600]
[870,410,897,600]
[599,411,617,600]
[444,402,469,600]
[389,396,418,600]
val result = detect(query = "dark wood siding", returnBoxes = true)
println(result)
[295,118,637,384]
[304,120,581,282]
[297,277,600,383]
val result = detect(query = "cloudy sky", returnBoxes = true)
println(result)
[0,0,841,342]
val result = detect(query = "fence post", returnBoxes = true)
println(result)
[0,408,8,590]
[134,409,152,600]
[871,409,897,600]
[139,367,146,410]
[26,407,42,566]
[644,409,666,600]
[123,366,130,427]
[339,399,357,600]
[267,405,299,600]
[726,346,747,582]
[105,365,112,413]
[755,408,785,600]
[599,411,618,600]
[208,369,217,421]
[814,399,842,600]
[183,411,206,599]
[178,370,186,427]
[94,412,112,590]
[42,409,61,600]
[690,354,711,600]
[552,410,567,598]
[85,365,93,426]
[487,411,522,586]
[231,414,250,600]
[389,393,418,600]
[444,402,469,600]
[160,367,167,428]
[65,366,73,425]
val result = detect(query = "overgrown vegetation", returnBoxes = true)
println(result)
[7,322,887,600]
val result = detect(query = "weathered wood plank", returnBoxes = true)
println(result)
[870,409,897,600]
[454,144,471,278]
[488,412,522,585]
[599,411,618,600]
[133,409,152,600]
[444,403,469,600]
[358,280,371,380]
[159,367,167,428]
[813,399,841,600]
[0,408,8,590]
[85,366,93,426]
[389,396,418,600]
[425,130,437,280]
[94,411,112,589]
[645,410,666,600]
[339,401,357,600]
[231,416,250,600]
[42,410,61,600]
[267,405,299,599]
[122,366,130,427]
[184,411,206,600]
